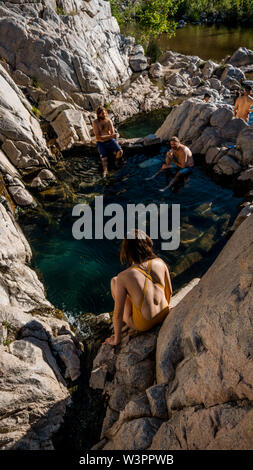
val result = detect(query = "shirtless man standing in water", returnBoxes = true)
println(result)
[92,107,123,177]
[234,85,253,123]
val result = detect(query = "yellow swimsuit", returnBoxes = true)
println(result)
[131,260,170,332]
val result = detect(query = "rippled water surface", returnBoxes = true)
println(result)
[29,147,242,316]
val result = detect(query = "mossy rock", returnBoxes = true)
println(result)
[29,306,66,321]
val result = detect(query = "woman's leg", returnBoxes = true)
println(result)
[123,295,137,330]
[110,277,137,330]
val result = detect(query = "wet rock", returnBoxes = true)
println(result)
[143,134,160,146]
[30,169,57,191]
[8,185,35,206]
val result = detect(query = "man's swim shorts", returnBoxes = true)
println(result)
[97,139,122,158]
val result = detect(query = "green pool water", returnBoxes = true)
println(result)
[119,109,170,139]
[29,147,242,317]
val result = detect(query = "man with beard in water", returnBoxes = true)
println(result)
[92,107,123,177]
[146,136,194,192]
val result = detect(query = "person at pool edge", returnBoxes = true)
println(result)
[92,106,123,177]
[234,84,253,123]
[104,230,172,346]
[146,136,194,192]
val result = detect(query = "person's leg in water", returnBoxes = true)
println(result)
[97,142,109,177]
[100,155,108,178]
[145,163,173,181]
[111,276,137,330]
[159,167,192,192]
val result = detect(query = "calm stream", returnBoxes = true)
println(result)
[123,23,253,62]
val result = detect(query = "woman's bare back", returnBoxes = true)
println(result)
[119,258,172,320]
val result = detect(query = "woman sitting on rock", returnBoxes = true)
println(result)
[104,230,172,346]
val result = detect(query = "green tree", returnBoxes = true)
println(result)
[136,0,183,37]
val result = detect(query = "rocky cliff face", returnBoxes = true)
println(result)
[0,194,82,449]
[0,0,132,100]
[90,215,253,450]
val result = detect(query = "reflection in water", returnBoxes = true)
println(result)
[122,24,253,62]
[119,109,170,139]
[28,147,242,317]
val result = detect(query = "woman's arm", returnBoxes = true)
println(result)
[164,263,172,305]
[104,275,127,346]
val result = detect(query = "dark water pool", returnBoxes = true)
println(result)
[29,148,242,317]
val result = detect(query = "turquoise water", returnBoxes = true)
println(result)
[29,148,242,316]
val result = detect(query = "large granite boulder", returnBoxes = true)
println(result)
[237,127,253,165]
[51,109,91,150]
[0,64,49,169]
[0,305,81,449]
[0,0,133,103]
[156,98,217,144]
[229,47,253,67]
[91,215,253,450]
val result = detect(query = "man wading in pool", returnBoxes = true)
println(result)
[92,107,123,177]
[146,136,194,192]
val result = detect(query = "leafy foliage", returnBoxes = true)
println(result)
[136,0,183,37]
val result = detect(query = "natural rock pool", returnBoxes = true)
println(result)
[27,144,242,317]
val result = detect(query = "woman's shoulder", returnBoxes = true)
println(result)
[152,257,168,269]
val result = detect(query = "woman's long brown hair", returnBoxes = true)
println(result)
[120,229,156,266]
